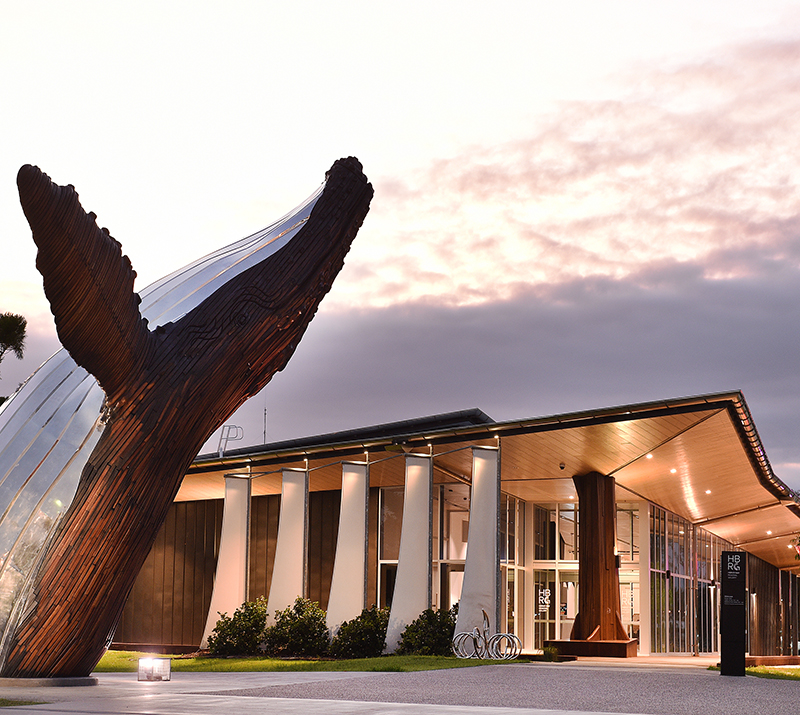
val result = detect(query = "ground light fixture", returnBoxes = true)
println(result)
[138,657,171,681]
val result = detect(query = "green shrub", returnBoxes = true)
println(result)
[206,596,269,656]
[262,597,330,657]
[395,605,457,656]
[542,645,560,662]
[329,605,389,659]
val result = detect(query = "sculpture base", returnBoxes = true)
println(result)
[0,676,98,687]
[546,639,638,658]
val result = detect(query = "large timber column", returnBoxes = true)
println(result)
[571,471,628,641]
[326,461,369,633]
[200,475,251,647]
[266,468,309,615]
[385,455,432,652]
[455,447,500,637]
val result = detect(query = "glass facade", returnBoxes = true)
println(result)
[377,486,404,608]
[437,483,470,611]
[649,506,692,653]
[649,504,734,654]
[529,502,580,651]
[500,494,524,639]
[377,481,754,656]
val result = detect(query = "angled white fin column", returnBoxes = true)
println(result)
[200,475,251,647]
[385,455,432,652]
[266,468,309,615]
[326,462,370,634]
[455,447,500,637]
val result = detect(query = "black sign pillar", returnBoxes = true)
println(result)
[720,551,747,676]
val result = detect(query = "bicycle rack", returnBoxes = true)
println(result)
[452,609,521,659]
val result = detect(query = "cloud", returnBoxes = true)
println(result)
[5,30,798,494]
[325,37,800,310]
[212,231,800,488]
[203,36,800,492]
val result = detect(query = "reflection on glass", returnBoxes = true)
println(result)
[379,487,404,561]
[619,578,640,641]
[506,568,515,633]
[532,569,556,651]
[559,570,579,639]
[615,503,639,562]
[500,494,508,562]
[441,484,470,561]
[440,563,465,611]
[559,503,577,560]
[379,563,397,609]
[508,499,516,562]
[534,505,556,560]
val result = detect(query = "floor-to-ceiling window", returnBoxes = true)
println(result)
[617,502,641,642]
[437,483,470,611]
[649,504,733,654]
[500,494,524,640]
[695,526,727,653]
[377,486,404,609]
[529,501,579,651]
[650,506,692,653]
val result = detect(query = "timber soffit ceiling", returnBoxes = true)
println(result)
[184,391,800,574]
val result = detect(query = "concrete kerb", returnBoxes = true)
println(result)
[0,676,98,687]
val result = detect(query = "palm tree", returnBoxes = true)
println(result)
[0,312,26,404]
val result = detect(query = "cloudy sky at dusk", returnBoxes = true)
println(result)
[2,3,800,487]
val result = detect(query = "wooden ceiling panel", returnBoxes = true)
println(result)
[614,410,771,523]
[499,412,709,485]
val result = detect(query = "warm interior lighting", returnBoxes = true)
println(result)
[646,453,653,459]
[670,468,677,474]
[705,489,712,495]
[767,530,773,535]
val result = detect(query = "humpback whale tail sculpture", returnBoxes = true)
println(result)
[0,158,372,677]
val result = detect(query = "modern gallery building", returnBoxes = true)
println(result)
[112,390,800,657]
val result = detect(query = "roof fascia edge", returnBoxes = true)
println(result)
[189,393,751,476]
[724,394,800,514]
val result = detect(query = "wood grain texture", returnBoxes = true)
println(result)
[4,158,372,677]
[570,471,629,642]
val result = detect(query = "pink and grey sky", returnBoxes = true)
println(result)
[2,3,800,486]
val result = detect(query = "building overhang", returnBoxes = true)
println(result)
[183,391,800,574]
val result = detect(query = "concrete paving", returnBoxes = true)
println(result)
[0,657,795,715]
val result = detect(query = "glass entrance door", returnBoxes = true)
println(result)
[532,569,556,650]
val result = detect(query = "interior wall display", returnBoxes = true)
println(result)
[0,158,372,677]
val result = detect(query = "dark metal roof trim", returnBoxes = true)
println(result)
[188,392,797,510]
[195,408,494,463]
[724,395,800,515]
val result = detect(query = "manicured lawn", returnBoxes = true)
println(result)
[744,665,800,680]
[708,665,800,680]
[95,650,511,673]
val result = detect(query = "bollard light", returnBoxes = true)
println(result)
[138,657,171,681]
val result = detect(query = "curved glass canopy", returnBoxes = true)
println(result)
[0,180,324,644]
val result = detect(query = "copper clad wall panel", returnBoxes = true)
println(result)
[113,500,222,649]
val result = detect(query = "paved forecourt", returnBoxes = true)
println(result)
[0,660,796,715]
